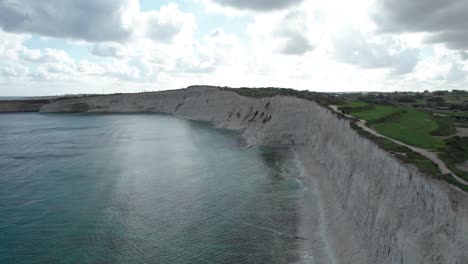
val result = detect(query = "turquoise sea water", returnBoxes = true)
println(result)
[0,113,302,264]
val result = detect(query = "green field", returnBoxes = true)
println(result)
[350,122,441,176]
[351,105,400,122]
[341,101,446,150]
[373,110,444,150]
[338,101,368,108]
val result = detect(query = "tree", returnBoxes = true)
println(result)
[397,96,416,103]
[427,97,445,103]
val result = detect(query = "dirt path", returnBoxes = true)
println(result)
[457,161,468,173]
[330,105,468,185]
[456,127,468,137]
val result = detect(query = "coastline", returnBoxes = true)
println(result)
[16,86,468,263]
[292,148,336,264]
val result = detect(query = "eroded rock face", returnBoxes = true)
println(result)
[71,103,90,112]
[0,99,50,112]
[40,86,468,264]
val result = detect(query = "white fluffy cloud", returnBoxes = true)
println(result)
[140,3,196,43]
[2,62,27,77]
[273,11,314,55]
[91,43,129,58]
[21,48,75,64]
[413,47,468,82]
[0,2,200,92]
[332,28,419,75]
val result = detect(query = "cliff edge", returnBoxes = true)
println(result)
[40,86,468,264]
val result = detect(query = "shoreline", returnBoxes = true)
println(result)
[292,148,335,264]
[17,86,468,262]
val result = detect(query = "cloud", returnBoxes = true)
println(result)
[374,0,468,50]
[172,28,238,74]
[0,0,138,42]
[273,11,314,55]
[277,33,313,55]
[209,0,303,11]
[2,62,27,77]
[0,30,29,60]
[460,51,468,60]
[0,1,193,44]
[20,48,74,64]
[175,58,216,74]
[140,3,196,43]
[333,28,419,75]
[91,43,129,58]
[445,63,467,81]
[77,60,142,81]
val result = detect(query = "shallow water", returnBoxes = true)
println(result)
[0,113,302,264]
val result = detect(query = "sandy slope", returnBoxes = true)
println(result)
[41,86,468,264]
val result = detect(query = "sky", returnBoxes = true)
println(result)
[0,0,467,96]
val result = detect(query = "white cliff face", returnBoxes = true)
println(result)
[41,86,468,264]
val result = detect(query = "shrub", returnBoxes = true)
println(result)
[433,91,448,96]
[427,97,445,103]
[397,96,416,103]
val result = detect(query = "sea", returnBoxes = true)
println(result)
[0,113,304,264]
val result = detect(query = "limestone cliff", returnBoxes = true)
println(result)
[40,86,468,264]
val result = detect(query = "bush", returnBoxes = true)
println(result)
[222,87,343,106]
[431,116,456,136]
[427,97,445,103]
[397,96,416,103]
[452,89,467,94]
[433,90,448,96]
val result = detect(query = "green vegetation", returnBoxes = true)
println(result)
[373,110,445,150]
[221,87,343,107]
[431,116,457,136]
[336,89,468,190]
[347,90,468,110]
[439,137,468,181]
[338,101,368,108]
[342,102,446,149]
[352,120,468,191]
[351,106,401,123]
[439,174,468,192]
[351,122,441,176]
[339,94,468,190]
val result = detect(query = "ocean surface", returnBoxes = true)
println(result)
[0,97,34,100]
[0,113,303,264]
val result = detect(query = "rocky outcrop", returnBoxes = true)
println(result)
[40,86,468,264]
[0,99,51,112]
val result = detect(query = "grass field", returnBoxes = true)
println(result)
[339,101,465,151]
[351,105,400,122]
[340,100,446,149]
[338,101,368,108]
[373,110,445,150]
[351,122,441,176]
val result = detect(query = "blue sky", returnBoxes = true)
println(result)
[0,0,467,96]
